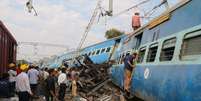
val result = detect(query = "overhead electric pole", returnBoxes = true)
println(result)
[108,0,113,16]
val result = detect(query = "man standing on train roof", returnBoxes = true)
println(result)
[8,63,17,97]
[124,51,138,93]
[16,64,33,101]
[132,12,141,31]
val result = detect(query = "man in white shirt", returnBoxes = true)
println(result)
[58,67,67,101]
[16,64,33,101]
[27,65,39,98]
[43,68,49,80]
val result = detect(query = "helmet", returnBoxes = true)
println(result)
[20,64,29,71]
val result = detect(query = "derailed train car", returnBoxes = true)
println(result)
[0,21,17,73]
[46,0,201,100]
[47,35,125,68]
[110,0,201,101]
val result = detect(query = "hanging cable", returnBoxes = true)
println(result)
[109,0,151,19]
[144,0,169,18]
[96,0,151,26]
[74,0,103,59]
[73,0,166,60]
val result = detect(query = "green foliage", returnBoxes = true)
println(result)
[105,28,124,39]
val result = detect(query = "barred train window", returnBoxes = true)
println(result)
[147,44,158,62]
[106,47,111,53]
[88,52,91,56]
[160,38,176,61]
[101,48,105,53]
[138,48,146,63]
[181,34,201,60]
[117,54,122,64]
[92,51,96,55]
[96,50,100,55]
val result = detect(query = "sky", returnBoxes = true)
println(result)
[0,0,179,61]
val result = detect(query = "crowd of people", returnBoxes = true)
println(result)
[0,63,80,101]
[0,50,138,101]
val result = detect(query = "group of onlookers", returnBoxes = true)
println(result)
[0,63,80,101]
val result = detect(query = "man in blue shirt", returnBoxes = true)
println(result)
[124,51,138,93]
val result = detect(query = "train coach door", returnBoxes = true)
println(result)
[109,38,121,62]
[135,32,143,50]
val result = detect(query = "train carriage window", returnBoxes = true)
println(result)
[181,33,201,60]
[88,52,91,56]
[96,49,100,55]
[160,38,176,61]
[92,51,96,56]
[101,48,106,53]
[147,43,158,62]
[106,47,111,53]
[120,54,125,64]
[117,54,121,64]
[135,33,143,49]
[138,47,146,63]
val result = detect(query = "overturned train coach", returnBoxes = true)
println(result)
[48,35,125,68]
[110,0,201,101]
[47,0,201,100]
[0,21,17,73]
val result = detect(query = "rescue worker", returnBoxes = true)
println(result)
[72,72,79,97]
[132,12,141,31]
[16,64,33,101]
[123,51,138,93]
[27,65,39,99]
[57,67,67,101]
[8,63,17,96]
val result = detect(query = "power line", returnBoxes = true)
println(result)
[108,0,151,19]
[96,0,151,26]
[76,0,150,52]
[144,0,169,17]
[76,0,102,53]
[18,42,69,48]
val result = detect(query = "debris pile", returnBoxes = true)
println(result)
[70,56,127,101]
[78,63,111,94]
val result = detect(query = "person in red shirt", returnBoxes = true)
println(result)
[16,64,22,75]
[132,12,141,31]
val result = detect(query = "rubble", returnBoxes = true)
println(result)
[68,56,142,101]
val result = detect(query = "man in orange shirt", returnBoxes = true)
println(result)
[132,12,141,31]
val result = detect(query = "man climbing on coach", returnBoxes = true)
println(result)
[124,51,138,94]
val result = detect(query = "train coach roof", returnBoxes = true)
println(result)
[81,34,125,50]
[129,0,191,37]
[0,20,17,44]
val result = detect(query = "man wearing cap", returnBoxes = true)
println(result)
[8,63,17,96]
[16,64,33,101]
[123,51,138,93]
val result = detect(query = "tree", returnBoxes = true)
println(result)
[105,28,124,39]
